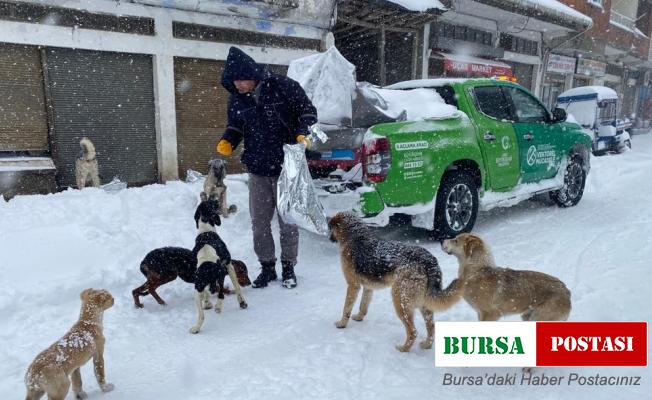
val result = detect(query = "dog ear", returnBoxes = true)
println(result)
[463,236,482,258]
[80,288,93,302]
[214,213,221,227]
[194,204,202,229]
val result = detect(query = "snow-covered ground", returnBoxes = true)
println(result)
[1,135,651,399]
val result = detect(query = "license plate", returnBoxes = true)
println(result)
[320,149,355,160]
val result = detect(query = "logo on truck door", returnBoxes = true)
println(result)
[527,145,556,167]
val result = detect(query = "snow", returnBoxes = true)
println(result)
[2,135,652,398]
[387,0,446,12]
[368,87,461,121]
[518,0,593,27]
[287,46,357,125]
[386,78,489,90]
[558,86,618,101]
[0,157,56,172]
[560,102,597,128]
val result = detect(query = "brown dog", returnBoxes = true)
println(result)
[441,233,571,322]
[200,159,237,217]
[329,212,463,352]
[25,288,115,400]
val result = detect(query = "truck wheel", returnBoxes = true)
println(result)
[432,172,479,240]
[550,155,586,208]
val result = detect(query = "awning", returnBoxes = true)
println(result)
[434,52,513,77]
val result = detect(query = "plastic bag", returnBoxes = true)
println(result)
[277,143,329,236]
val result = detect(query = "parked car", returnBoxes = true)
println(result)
[315,78,592,238]
[556,86,631,155]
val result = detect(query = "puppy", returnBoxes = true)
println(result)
[441,233,571,322]
[25,289,114,400]
[132,247,251,308]
[75,137,100,189]
[200,159,237,217]
[189,200,248,334]
[329,212,463,352]
[132,247,196,308]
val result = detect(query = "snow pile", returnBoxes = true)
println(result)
[368,87,462,120]
[387,0,446,12]
[287,46,356,125]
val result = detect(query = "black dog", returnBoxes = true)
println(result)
[190,200,248,334]
[132,247,195,308]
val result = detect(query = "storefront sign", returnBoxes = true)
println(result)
[576,59,606,77]
[443,59,513,77]
[547,54,576,74]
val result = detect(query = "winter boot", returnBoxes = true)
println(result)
[252,261,277,288]
[281,261,297,289]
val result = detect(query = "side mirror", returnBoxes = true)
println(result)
[552,108,567,123]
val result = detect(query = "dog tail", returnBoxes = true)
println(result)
[79,137,96,160]
[425,278,464,312]
[419,253,464,312]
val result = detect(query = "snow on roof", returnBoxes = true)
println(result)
[368,87,462,120]
[386,0,446,12]
[518,0,592,28]
[385,78,490,90]
[558,86,618,102]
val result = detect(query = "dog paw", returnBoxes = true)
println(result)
[395,344,411,353]
[75,390,88,399]
[335,320,348,329]
[134,303,144,309]
[228,204,238,214]
[419,340,433,350]
[239,301,248,309]
[156,300,166,306]
[100,383,114,392]
[202,301,213,310]
[351,313,364,322]
[189,326,200,334]
[214,306,222,314]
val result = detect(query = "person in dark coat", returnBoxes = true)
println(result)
[216,46,317,289]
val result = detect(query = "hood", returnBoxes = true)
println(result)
[221,47,267,94]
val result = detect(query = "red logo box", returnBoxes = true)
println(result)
[536,322,647,367]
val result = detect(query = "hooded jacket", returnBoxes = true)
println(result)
[219,47,318,177]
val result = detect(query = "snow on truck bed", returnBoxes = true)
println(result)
[1,134,652,399]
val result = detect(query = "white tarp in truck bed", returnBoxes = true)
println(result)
[287,46,356,126]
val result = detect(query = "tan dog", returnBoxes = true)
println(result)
[25,289,115,400]
[441,233,571,322]
[75,138,100,189]
[200,159,237,217]
[329,212,463,352]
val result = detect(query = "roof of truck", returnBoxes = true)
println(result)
[385,78,494,90]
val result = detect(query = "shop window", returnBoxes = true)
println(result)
[473,86,513,121]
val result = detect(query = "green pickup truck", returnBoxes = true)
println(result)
[316,78,592,238]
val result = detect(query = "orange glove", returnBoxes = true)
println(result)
[296,134,311,149]
[216,139,233,156]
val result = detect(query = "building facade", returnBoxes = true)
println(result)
[0,0,335,197]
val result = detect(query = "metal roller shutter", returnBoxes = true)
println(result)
[0,43,48,152]
[174,58,288,178]
[45,48,157,187]
[174,57,243,177]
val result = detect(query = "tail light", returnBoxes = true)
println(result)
[362,137,391,183]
